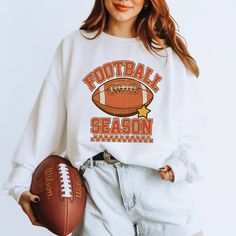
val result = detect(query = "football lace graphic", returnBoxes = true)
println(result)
[92,78,153,117]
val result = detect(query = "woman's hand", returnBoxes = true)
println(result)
[159,165,175,182]
[18,191,43,226]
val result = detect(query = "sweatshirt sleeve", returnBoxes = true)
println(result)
[163,67,208,184]
[2,40,67,203]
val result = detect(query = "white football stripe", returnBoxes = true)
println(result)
[99,85,105,105]
[141,84,147,104]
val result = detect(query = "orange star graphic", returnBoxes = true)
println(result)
[137,105,151,118]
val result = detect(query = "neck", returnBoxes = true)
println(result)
[105,17,137,38]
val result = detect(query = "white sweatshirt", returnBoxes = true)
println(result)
[3,29,207,203]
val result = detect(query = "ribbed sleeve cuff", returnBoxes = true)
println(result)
[164,158,187,183]
[2,165,33,203]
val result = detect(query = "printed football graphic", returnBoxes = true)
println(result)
[30,155,87,236]
[92,78,154,117]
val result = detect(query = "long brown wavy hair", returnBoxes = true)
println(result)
[79,0,200,78]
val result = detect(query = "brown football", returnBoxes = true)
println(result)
[92,78,153,117]
[30,155,86,236]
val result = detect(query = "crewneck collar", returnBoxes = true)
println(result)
[99,30,142,45]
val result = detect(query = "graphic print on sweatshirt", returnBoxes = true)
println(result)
[83,60,162,143]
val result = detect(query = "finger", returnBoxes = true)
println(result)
[159,170,171,181]
[159,171,165,177]
[159,165,171,172]
[26,192,40,203]
[21,202,43,226]
[159,171,168,180]
[169,171,175,182]
[159,166,168,172]
[20,191,40,203]
[164,172,170,180]
[166,171,174,182]
[30,195,40,203]
[169,169,174,177]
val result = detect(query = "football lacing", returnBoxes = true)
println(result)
[109,85,137,93]
[58,163,72,198]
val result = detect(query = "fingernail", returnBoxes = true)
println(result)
[34,197,40,202]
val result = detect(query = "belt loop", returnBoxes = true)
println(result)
[89,157,94,168]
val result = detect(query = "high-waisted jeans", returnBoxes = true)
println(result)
[72,158,201,236]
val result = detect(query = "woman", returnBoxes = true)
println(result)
[4,0,206,235]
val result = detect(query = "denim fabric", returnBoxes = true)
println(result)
[72,158,198,236]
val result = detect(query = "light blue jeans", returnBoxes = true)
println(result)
[72,158,198,236]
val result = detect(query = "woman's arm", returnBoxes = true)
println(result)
[161,65,208,183]
[2,39,67,202]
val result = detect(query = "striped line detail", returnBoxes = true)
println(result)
[141,84,147,104]
[99,85,105,105]
[90,135,153,143]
